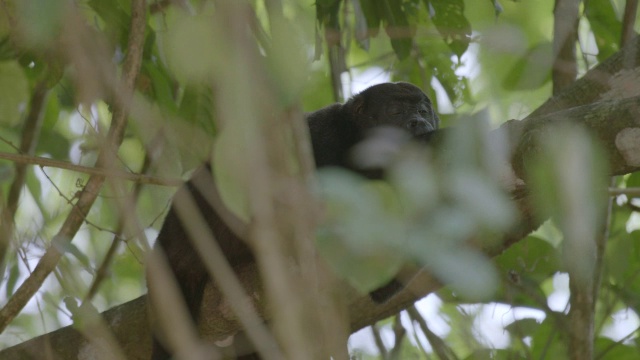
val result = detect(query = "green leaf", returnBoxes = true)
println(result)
[528,124,609,287]
[316,229,404,293]
[315,169,405,293]
[605,231,640,316]
[316,0,341,29]
[609,205,633,238]
[143,61,178,113]
[423,245,498,300]
[25,167,43,211]
[627,172,640,188]
[212,125,252,223]
[584,0,620,62]
[425,0,472,58]
[65,244,93,274]
[357,0,381,38]
[0,61,29,126]
[416,38,471,107]
[164,12,218,83]
[36,129,70,160]
[496,236,560,283]
[0,162,13,183]
[504,318,542,338]
[502,42,552,90]
[530,319,568,359]
[16,0,65,48]
[352,0,369,50]
[37,92,70,160]
[88,0,130,47]
[380,0,414,60]
[266,20,310,107]
[41,89,61,131]
[389,151,438,215]
[0,36,16,61]
[179,85,216,136]
[605,230,636,285]
[595,337,638,360]
[5,261,20,297]
[56,77,77,108]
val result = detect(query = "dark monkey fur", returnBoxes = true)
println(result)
[150,82,440,359]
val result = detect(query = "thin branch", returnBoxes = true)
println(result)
[591,178,615,347]
[551,0,580,94]
[83,154,154,303]
[84,235,123,302]
[370,324,389,359]
[0,151,181,186]
[609,187,640,197]
[388,316,406,360]
[595,324,640,359]
[0,81,48,268]
[407,306,458,360]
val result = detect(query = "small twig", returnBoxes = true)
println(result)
[388,316,406,360]
[609,187,640,197]
[407,305,458,360]
[593,179,616,321]
[0,151,181,186]
[595,324,640,359]
[83,235,122,303]
[370,324,388,359]
[551,0,580,94]
[83,154,153,303]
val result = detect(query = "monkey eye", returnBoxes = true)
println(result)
[387,106,403,115]
[418,109,429,115]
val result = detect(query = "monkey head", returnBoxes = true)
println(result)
[345,82,440,136]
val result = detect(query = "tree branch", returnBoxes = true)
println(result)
[552,0,580,94]
[0,152,181,186]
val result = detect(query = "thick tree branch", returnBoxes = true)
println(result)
[529,36,640,119]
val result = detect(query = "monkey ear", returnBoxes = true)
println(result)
[352,96,365,115]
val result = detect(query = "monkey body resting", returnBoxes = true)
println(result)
[150,82,440,359]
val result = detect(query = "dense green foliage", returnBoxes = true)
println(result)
[0,0,639,359]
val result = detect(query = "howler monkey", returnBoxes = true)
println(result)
[150,82,439,359]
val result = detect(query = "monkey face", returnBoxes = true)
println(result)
[349,82,440,137]
[383,98,438,135]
